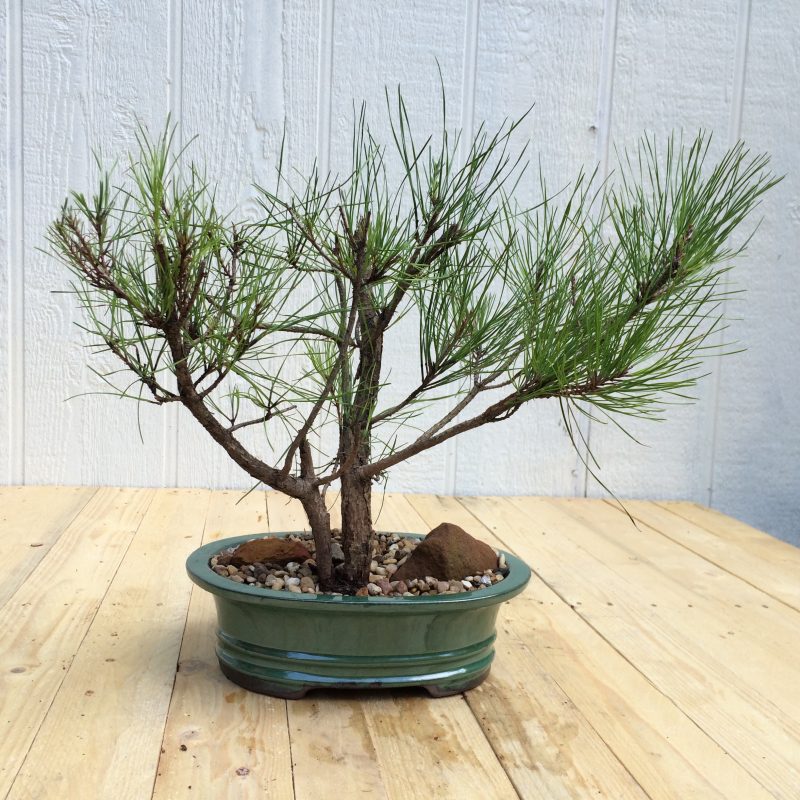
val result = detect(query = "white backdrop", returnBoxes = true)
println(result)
[1,0,798,544]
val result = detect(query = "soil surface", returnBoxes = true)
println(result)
[210,530,509,597]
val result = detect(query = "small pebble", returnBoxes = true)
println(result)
[210,531,507,597]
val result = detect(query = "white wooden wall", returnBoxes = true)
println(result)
[2,0,798,544]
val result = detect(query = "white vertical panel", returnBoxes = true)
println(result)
[160,0,183,488]
[453,0,605,497]
[1,0,18,485]
[584,0,739,503]
[176,0,321,489]
[7,1,798,542]
[22,1,169,486]
[711,0,800,545]
[77,1,172,486]
[325,0,467,496]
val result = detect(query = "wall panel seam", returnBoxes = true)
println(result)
[448,0,481,494]
[582,0,618,496]
[6,0,24,484]
[164,0,183,487]
[316,0,334,177]
[707,0,751,508]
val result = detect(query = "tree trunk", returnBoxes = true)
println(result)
[300,491,335,590]
[340,469,373,587]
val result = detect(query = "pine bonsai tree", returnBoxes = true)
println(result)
[49,92,777,592]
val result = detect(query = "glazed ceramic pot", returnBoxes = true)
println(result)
[186,532,531,698]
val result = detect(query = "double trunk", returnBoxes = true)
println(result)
[302,281,384,592]
[299,471,372,595]
[299,432,374,593]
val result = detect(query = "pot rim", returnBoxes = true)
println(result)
[186,531,531,609]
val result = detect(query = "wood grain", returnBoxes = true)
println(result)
[406,493,650,800]
[3,488,799,797]
[620,499,800,611]
[152,489,293,800]
[267,492,521,800]
[462,494,799,799]
[8,489,207,800]
[0,485,96,607]
[4,1,798,546]
[0,487,155,798]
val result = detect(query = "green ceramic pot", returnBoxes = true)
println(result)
[186,532,531,698]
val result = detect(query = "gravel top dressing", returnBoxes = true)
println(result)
[210,531,509,598]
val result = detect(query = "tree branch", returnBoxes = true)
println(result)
[335,370,629,485]
[162,318,309,498]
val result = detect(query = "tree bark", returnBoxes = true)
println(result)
[340,468,373,587]
[300,490,335,589]
[337,275,383,588]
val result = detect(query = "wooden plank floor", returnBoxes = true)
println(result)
[1,488,798,799]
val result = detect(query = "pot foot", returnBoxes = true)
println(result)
[219,659,311,699]
[423,668,491,697]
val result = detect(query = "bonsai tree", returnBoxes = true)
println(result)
[49,93,776,592]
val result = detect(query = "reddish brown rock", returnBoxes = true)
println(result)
[393,523,498,581]
[229,538,311,567]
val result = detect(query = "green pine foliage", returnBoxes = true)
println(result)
[49,92,778,491]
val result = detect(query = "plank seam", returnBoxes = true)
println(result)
[707,0,753,510]
[477,629,654,800]
[446,0,481,496]
[530,572,778,799]
[454,495,777,800]
[393,498,524,795]
[519,497,800,793]
[284,700,297,800]
[6,0,25,484]
[3,488,159,797]
[355,495,520,796]
[582,0,618,497]
[639,499,800,615]
[0,487,100,613]
[447,496,670,798]
[149,489,213,800]
[554,496,800,623]
[265,488,300,798]
[401,494,629,798]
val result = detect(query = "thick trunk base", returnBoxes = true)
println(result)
[340,473,373,588]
